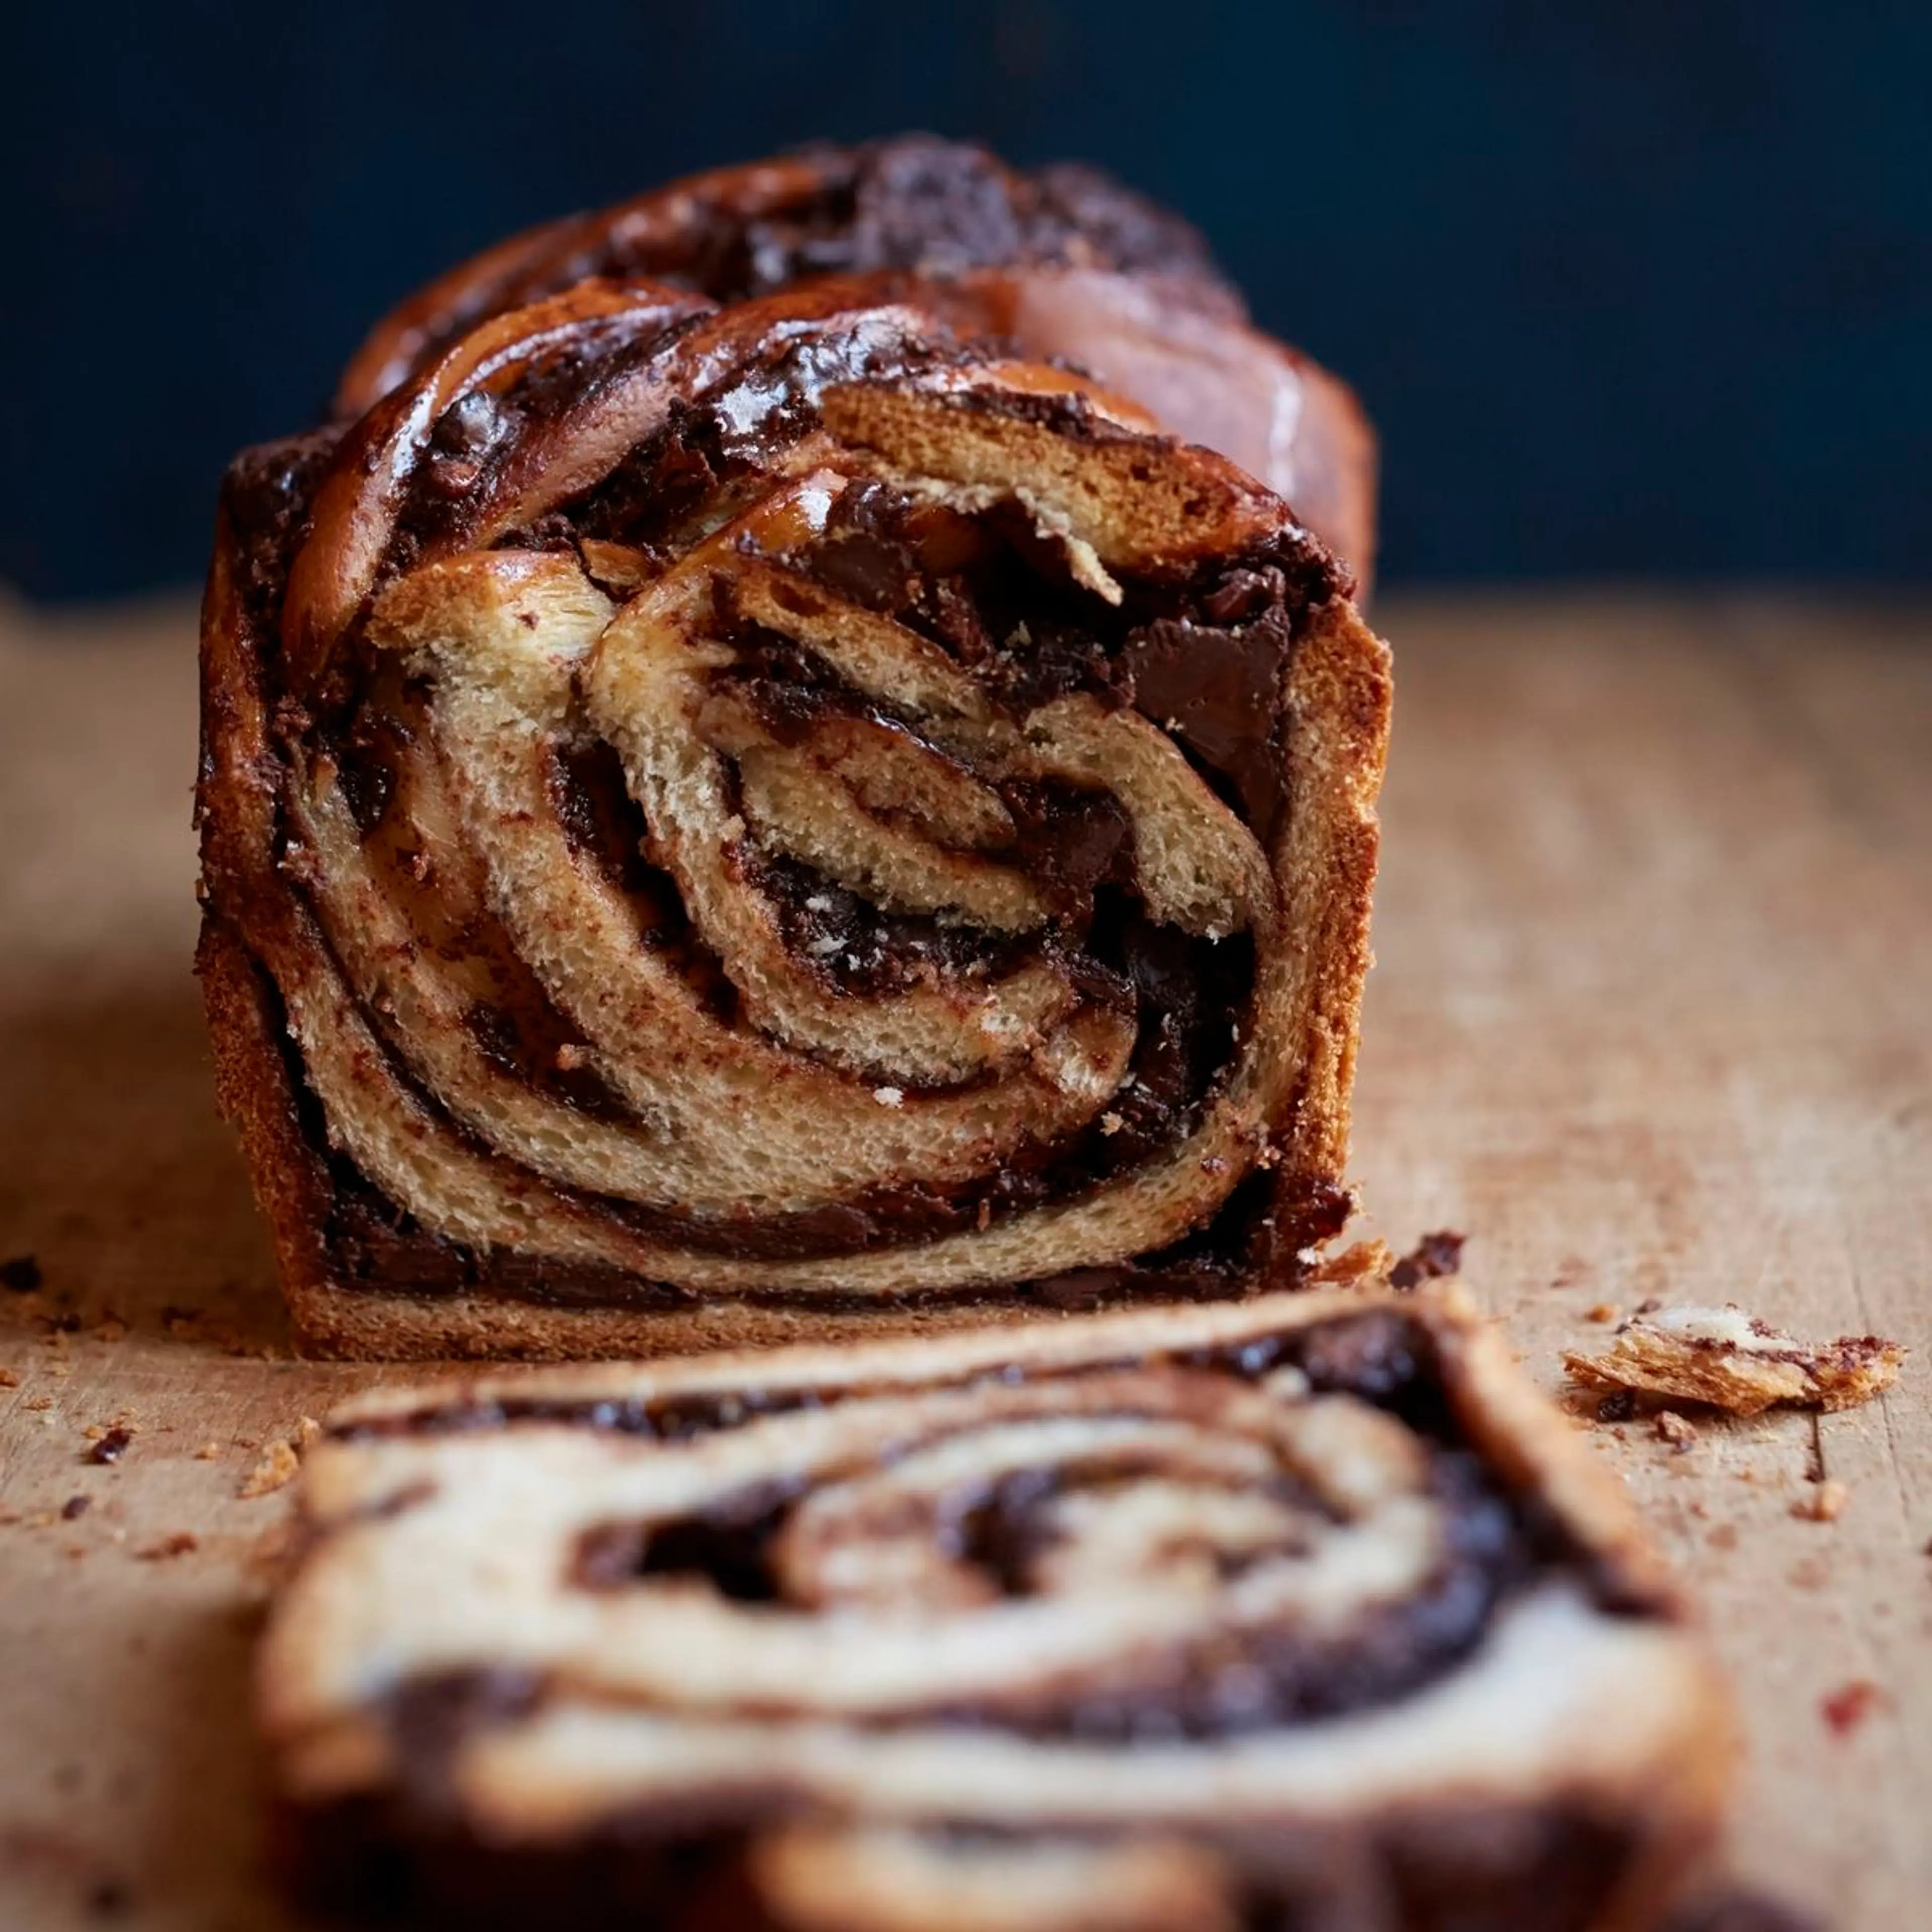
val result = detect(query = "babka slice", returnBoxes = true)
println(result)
[197,279,1390,1357]
[261,1287,1733,1929]
[334,136,1378,585]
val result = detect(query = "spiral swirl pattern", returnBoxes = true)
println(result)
[263,1292,1731,1931]
[199,274,1389,1345]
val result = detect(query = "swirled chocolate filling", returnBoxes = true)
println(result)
[200,273,1385,1325]
[283,1302,1658,1932]
[214,406,1314,1281]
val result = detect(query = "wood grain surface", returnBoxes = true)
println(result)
[1,590,1925,1929]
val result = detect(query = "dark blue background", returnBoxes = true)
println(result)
[6,1,1926,599]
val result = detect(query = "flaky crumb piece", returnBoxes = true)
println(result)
[1389,1229,1465,1291]
[1304,1240,1391,1289]
[1564,1304,1904,1416]
[238,1440,301,1499]
[1791,1479,1849,1522]
[1655,1410,1697,1450]
[85,1425,133,1465]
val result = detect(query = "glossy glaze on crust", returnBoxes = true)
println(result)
[261,1289,1733,1930]
[335,137,1378,585]
[336,137,1238,414]
[196,279,1390,1357]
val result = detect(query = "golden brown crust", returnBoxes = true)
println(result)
[902,266,1380,588]
[1268,595,1392,1191]
[196,915,337,1319]
[277,1267,1200,1363]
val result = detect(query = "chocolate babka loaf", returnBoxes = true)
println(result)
[261,1288,1733,1930]
[198,275,1390,1359]
[336,136,1379,584]
[200,268,1391,1360]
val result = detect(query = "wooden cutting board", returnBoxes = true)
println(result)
[2,590,1926,1929]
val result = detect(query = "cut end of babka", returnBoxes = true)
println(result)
[197,277,1389,1359]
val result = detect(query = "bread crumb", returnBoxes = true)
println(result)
[193,1441,221,1460]
[1587,1302,1623,1324]
[85,1426,133,1465]
[1792,1479,1850,1522]
[1389,1230,1466,1292]
[1655,1410,1697,1450]
[238,1440,301,1499]
[1564,1304,1904,1415]
[1098,1112,1123,1136]
[871,1087,904,1108]
[1820,1679,1883,1737]
[136,1533,200,1561]
[0,1366,17,1388]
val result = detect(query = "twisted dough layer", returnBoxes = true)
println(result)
[263,1290,1733,1931]
[332,136,1379,585]
[335,137,1238,416]
[198,277,1390,1350]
